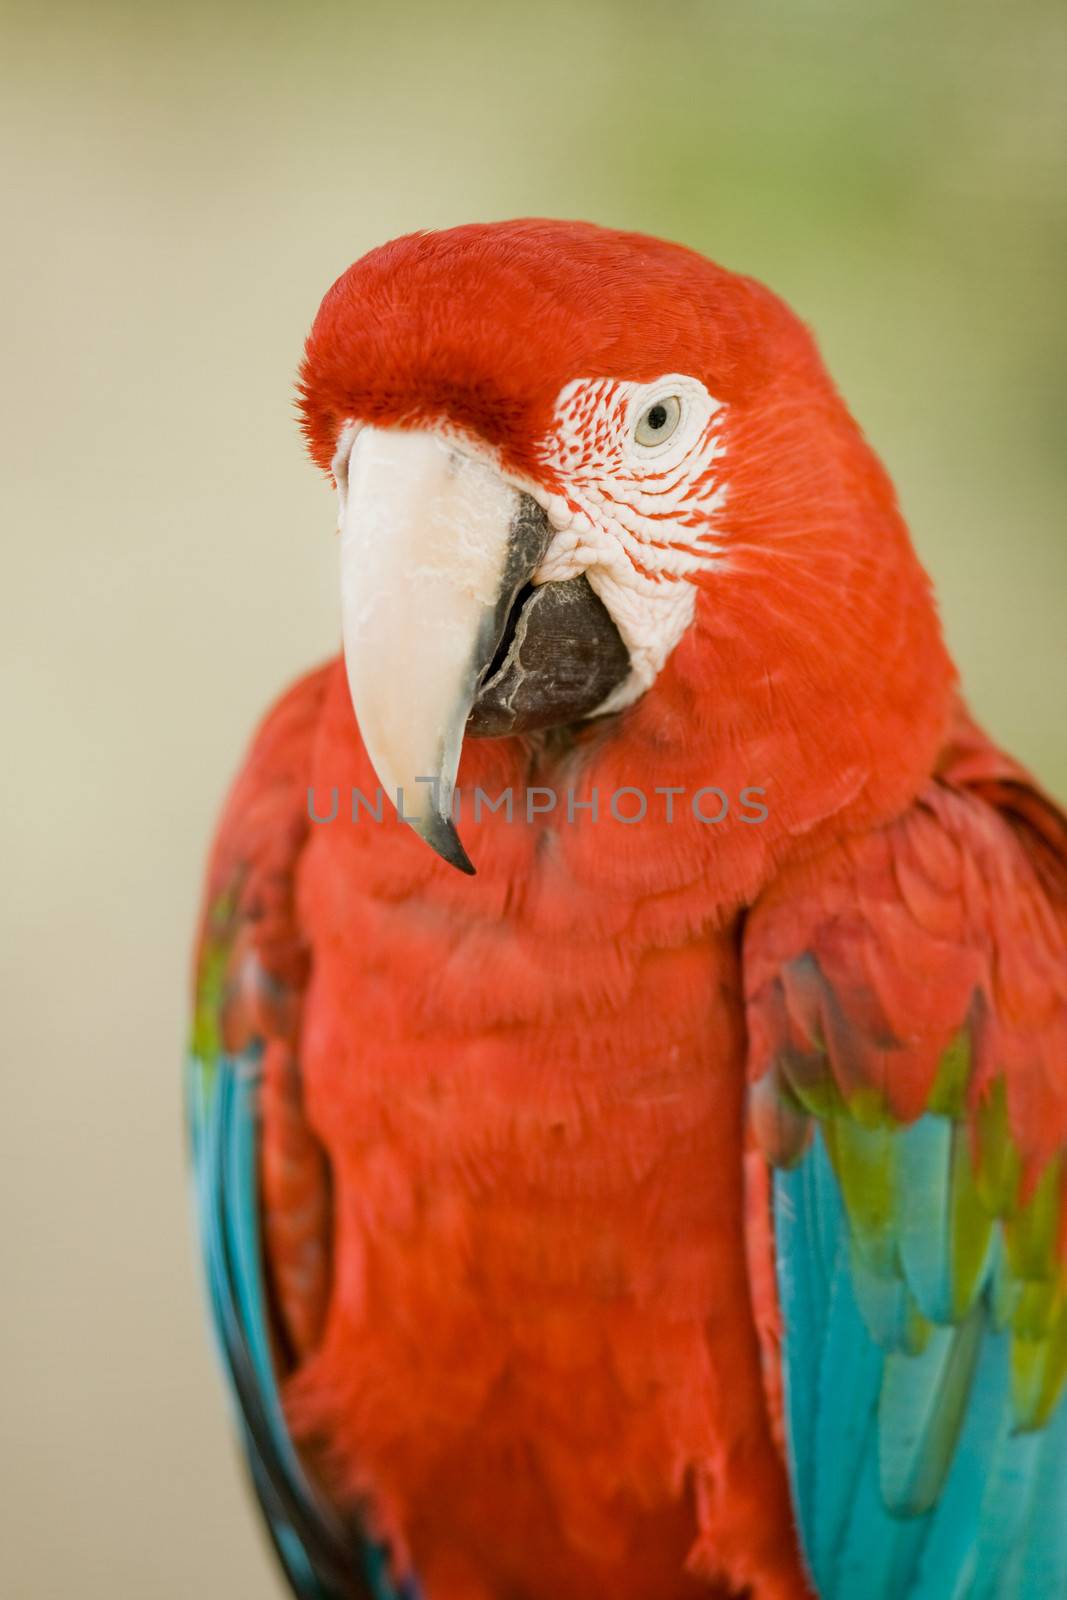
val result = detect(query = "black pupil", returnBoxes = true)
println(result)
[647,403,668,430]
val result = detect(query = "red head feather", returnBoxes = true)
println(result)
[299,219,958,895]
[297,219,795,478]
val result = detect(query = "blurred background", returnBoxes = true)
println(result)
[2,0,1064,1594]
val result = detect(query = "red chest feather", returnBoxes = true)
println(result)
[278,674,805,1599]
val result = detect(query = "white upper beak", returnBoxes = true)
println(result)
[338,426,525,872]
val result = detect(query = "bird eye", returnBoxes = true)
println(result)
[634,394,682,448]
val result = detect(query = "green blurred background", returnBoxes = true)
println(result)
[2,1,1064,1594]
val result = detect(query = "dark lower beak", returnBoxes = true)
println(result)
[468,500,631,739]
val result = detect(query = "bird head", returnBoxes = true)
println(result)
[299,220,955,874]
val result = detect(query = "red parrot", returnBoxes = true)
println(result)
[188,220,1067,1600]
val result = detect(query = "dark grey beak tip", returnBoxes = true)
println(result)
[422,813,477,876]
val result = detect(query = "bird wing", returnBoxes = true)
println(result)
[186,665,415,1600]
[744,711,1067,1599]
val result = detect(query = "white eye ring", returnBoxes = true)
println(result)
[634,394,682,448]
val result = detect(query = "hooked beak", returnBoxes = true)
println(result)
[339,426,629,873]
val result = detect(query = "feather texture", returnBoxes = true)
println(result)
[747,720,1067,1596]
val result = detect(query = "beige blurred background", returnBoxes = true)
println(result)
[2,0,1064,1594]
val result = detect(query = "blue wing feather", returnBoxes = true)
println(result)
[1017,1393,1067,1595]
[186,1048,418,1600]
[774,1120,1067,1598]
[810,1242,882,1582]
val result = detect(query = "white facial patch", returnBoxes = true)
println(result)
[528,374,727,708]
[331,375,727,717]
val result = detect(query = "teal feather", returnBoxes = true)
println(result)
[776,1126,859,1554]
[1017,1393,1067,1597]
[810,1235,883,1586]
[774,1144,830,1543]
[968,1424,1044,1600]
[830,1441,927,1600]
[186,1049,418,1600]
[773,1126,1067,1597]
[905,1325,1012,1598]
[878,1305,984,1516]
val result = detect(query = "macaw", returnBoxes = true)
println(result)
[187,220,1067,1600]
